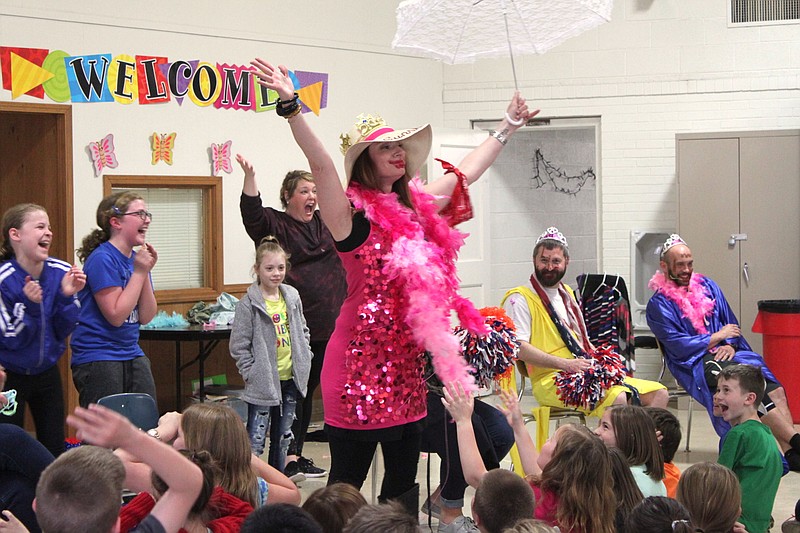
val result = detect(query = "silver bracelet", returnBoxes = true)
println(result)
[505,111,525,126]
[489,129,508,146]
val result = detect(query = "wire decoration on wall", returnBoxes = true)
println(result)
[531,148,596,195]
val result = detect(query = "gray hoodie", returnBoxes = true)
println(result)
[229,282,312,406]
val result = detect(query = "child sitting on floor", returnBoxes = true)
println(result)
[644,406,682,497]
[36,404,202,533]
[442,383,616,533]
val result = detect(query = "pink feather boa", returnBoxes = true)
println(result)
[648,270,714,334]
[347,180,487,392]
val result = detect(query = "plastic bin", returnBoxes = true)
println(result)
[752,299,800,423]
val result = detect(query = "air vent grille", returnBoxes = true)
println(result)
[730,0,800,24]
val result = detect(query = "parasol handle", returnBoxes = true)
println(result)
[501,0,519,91]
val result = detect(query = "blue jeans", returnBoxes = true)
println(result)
[246,380,298,471]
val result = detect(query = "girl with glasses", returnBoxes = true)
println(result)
[70,191,159,408]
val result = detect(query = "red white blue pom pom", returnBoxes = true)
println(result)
[454,307,520,389]
[554,345,627,410]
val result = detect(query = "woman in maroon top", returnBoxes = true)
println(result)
[238,155,346,479]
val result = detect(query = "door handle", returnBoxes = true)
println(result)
[728,233,748,247]
[743,262,750,285]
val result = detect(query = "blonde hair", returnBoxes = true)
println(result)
[253,236,290,281]
[77,191,144,263]
[1,203,47,261]
[676,462,741,533]
[180,403,259,507]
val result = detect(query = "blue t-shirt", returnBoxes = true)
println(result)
[70,241,148,365]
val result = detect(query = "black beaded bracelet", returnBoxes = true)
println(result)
[276,93,300,117]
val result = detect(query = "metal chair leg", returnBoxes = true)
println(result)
[685,397,694,452]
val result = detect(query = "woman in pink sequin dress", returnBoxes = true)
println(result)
[252,57,537,515]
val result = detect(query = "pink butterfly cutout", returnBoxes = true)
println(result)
[89,134,119,177]
[212,141,233,174]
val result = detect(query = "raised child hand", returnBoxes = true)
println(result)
[441,381,474,423]
[67,404,137,449]
[22,277,42,304]
[60,265,86,296]
[498,389,525,428]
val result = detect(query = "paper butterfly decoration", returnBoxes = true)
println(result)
[211,140,233,174]
[151,132,177,165]
[88,134,119,177]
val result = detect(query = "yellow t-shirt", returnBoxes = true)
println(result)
[265,294,293,380]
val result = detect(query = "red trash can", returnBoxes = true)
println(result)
[752,299,800,424]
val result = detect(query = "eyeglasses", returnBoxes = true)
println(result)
[119,210,153,221]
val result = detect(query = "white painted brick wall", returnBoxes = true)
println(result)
[443,0,800,315]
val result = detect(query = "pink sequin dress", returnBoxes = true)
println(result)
[322,213,428,430]
[322,181,485,433]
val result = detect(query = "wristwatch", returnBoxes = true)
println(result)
[146,428,161,440]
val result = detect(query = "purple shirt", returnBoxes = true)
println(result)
[240,193,346,342]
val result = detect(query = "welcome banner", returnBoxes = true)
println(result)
[0,46,329,114]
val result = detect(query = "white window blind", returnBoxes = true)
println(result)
[114,187,204,290]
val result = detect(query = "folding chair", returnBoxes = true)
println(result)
[97,393,159,431]
[656,341,694,452]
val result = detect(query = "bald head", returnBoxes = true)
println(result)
[660,244,694,286]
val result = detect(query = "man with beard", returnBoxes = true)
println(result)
[646,234,800,470]
[502,227,667,418]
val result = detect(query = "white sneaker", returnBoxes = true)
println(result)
[438,516,479,533]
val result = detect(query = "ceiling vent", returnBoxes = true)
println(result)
[730,0,800,25]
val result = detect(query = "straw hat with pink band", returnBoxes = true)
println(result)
[339,114,432,183]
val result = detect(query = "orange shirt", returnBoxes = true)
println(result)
[663,461,681,498]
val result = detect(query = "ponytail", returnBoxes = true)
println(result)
[77,191,142,263]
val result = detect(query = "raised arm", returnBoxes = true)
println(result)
[425,92,539,203]
[497,389,541,477]
[238,154,259,197]
[250,59,353,240]
[442,382,488,488]
[68,405,202,533]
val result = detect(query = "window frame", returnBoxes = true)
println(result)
[103,175,224,304]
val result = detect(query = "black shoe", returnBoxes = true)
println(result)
[786,449,800,472]
[297,456,327,478]
[283,461,306,484]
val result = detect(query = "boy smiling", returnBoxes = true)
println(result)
[716,364,783,533]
